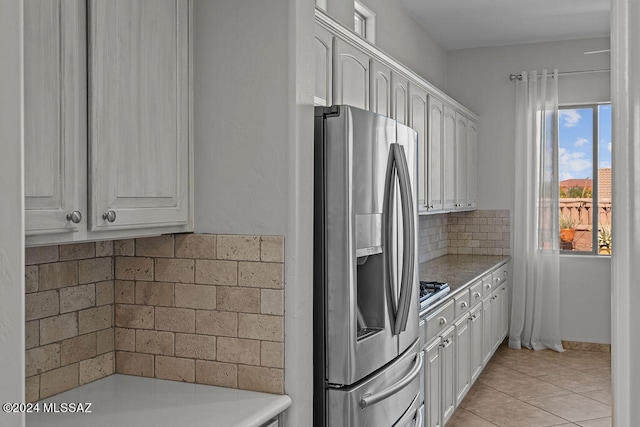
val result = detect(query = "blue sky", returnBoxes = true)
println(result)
[558,105,612,182]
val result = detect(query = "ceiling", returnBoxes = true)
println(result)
[399,0,611,51]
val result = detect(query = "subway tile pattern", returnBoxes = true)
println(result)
[418,210,511,263]
[447,210,511,256]
[25,234,285,402]
[24,242,115,402]
[113,234,285,394]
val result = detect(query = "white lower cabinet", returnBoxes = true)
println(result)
[424,338,442,427]
[423,261,512,426]
[469,304,484,383]
[454,315,471,407]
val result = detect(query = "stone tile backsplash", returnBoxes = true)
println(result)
[25,242,115,402]
[418,210,511,262]
[25,233,285,402]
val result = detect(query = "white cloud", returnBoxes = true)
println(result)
[600,161,611,168]
[608,142,612,152]
[559,110,581,128]
[575,137,588,147]
[559,147,592,178]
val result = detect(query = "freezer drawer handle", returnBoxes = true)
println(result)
[359,352,423,409]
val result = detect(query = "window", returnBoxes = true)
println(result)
[558,103,612,254]
[354,1,376,43]
[354,11,366,39]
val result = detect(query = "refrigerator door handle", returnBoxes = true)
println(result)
[383,145,399,322]
[393,143,416,335]
[359,352,423,409]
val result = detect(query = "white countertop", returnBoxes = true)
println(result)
[26,375,291,427]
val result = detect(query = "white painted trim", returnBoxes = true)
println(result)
[283,0,316,425]
[315,8,478,121]
[611,0,636,424]
[0,1,25,426]
[354,0,376,44]
[315,0,327,12]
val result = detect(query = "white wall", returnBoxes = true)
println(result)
[447,38,612,344]
[0,0,25,426]
[193,1,316,426]
[324,0,447,89]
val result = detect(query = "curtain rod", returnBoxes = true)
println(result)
[509,69,610,81]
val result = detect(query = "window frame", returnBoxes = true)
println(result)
[354,1,376,44]
[558,102,611,256]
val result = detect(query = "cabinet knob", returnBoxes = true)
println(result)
[66,211,82,224]
[494,277,499,283]
[468,203,472,207]
[486,283,492,290]
[102,210,117,223]
[438,317,447,326]
[504,271,508,276]
[460,301,468,308]
[473,292,481,298]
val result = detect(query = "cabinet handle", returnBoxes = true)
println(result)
[473,292,481,298]
[494,277,500,283]
[468,203,472,207]
[66,211,82,224]
[438,317,447,326]
[102,210,117,223]
[460,301,468,308]
[486,283,492,290]
[504,270,508,276]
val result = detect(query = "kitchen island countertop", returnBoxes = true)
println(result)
[26,374,291,427]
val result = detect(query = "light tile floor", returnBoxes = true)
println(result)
[448,344,612,427]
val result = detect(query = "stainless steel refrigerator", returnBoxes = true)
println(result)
[314,105,423,427]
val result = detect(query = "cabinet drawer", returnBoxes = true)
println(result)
[454,290,470,319]
[481,274,493,296]
[470,280,483,306]
[425,300,454,344]
[492,264,509,287]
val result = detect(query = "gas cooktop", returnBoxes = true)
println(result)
[419,281,450,311]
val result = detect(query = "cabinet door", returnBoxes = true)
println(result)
[314,24,333,106]
[500,283,510,340]
[333,38,369,110]
[24,0,86,235]
[391,72,409,125]
[370,60,391,116]
[466,119,478,209]
[424,339,442,427]
[492,289,502,352]
[427,97,444,211]
[455,113,468,209]
[454,316,471,406]
[89,0,191,231]
[469,305,483,382]
[481,294,494,366]
[441,327,456,426]
[442,105,456,210]
[408,83,428,209]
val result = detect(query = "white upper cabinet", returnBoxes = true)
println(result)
[467,119,478,209]
[314,24,333,107]
[24,0,86,236]
[333,38,369,110]
[24,0,192,245]
[442,105,456,211]
[427,97,444,211]
[391,72,409,126]
[89,0,190,231]
[408,83,428,208]
[370,60,391,117]
[455,113,468,209]
[314,10,478,214]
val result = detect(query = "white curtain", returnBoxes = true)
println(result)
[509,69,564,352]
